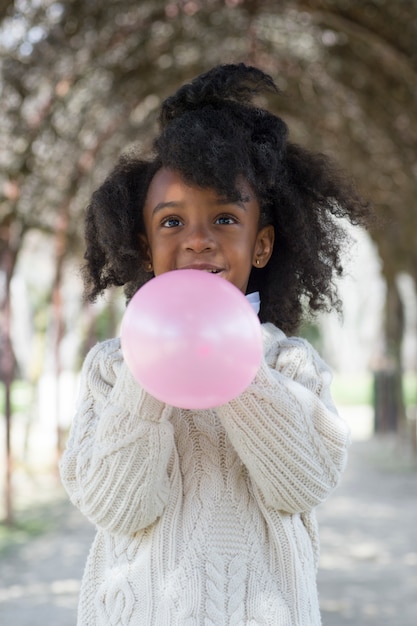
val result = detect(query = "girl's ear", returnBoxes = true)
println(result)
[139,234,153,273]
[253,224,274,268]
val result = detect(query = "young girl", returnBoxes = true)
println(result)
[60,64,369,625]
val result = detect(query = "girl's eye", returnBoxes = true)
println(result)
[216,214,237,225]
[161,216,182,228]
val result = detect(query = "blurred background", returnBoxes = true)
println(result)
[1,1,416,624]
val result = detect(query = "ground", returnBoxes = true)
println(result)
[318,434,417,625]
[0,407,416,625]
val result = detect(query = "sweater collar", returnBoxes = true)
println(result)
[246,291,260,315]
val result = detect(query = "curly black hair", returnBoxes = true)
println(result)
[83,63,370,334]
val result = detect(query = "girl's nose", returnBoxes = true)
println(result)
[184,223,215,252]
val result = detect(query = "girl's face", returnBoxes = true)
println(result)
[141,168,274,294]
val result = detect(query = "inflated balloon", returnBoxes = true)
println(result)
[120,269,263,409]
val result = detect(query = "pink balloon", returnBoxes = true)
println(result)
[120,269,263,409]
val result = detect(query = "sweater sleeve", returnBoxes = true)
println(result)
[216,324,350,514]
[59,339,175,535]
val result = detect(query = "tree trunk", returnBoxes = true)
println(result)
[0,231,18,524]
[374,277,405,434]
[52,207,69,462]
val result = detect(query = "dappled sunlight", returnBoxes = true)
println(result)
[1,437,415,625]
[0,578,80,603]
[317,439,417,625]
[0,497,94,626]
[338,405,374,441]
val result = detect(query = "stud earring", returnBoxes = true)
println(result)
[255,259,260,266]
[146,262,153,272]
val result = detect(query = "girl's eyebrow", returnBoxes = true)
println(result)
[152,200,183,215]
[215,197,247,210]
[151,197,248,215]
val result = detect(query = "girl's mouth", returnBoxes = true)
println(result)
[179,264,223,274]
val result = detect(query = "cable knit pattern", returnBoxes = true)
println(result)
[59,322,350,625]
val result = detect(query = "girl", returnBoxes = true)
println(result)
[60,64,370,625]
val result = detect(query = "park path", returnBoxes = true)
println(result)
[0,408,416,625]
[317,433,417,625]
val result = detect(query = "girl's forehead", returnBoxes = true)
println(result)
[147,168,190,196]
[146,167,255,203]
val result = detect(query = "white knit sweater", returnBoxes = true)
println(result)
[60,322,350,626]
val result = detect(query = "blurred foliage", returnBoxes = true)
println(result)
[0,0,416,521]
[1,0,417,279]
[0,489,68,554]
[0,512,50,556]
[0,0,416,403]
